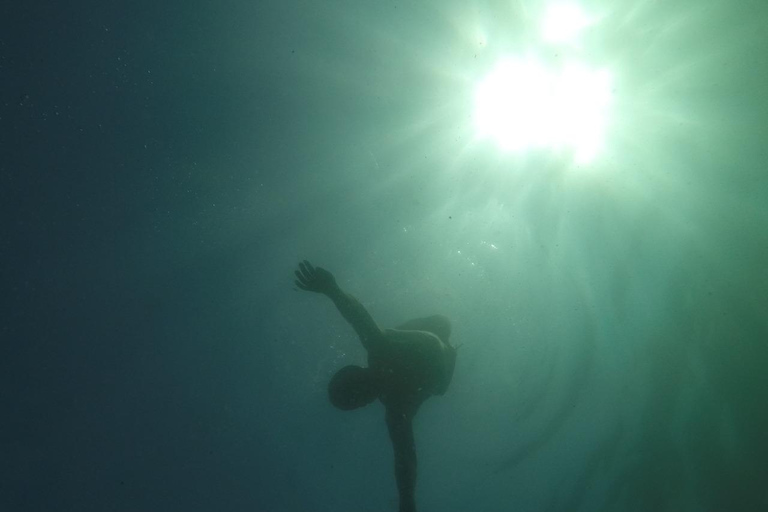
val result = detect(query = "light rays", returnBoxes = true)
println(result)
[474,57,613,163]
[273,0,753,239]
[541,2,593,44]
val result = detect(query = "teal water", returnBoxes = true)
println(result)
[270,2,768,509]
[3,0,766,511]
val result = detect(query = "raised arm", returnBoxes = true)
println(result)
[294,260,383,351]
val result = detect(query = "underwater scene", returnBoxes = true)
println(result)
[3,0,767,511]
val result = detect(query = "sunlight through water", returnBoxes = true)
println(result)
[541,2,593,43]
[474,58,612,163]
[473,2,612,163]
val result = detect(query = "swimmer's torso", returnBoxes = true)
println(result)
[368,329,454,408]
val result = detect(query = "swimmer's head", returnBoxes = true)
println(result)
[328,365,379,410]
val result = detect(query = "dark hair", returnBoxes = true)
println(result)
[328,365,378,410]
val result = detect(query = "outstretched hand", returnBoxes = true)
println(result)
[294,260,338,295]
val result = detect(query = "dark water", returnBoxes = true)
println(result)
[2,1,767,511]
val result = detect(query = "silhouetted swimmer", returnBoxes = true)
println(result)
[294,260,458,512]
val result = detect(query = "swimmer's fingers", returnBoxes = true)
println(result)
[295,260,321,292]
[298,260,315,281]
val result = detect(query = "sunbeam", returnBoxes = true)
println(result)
[474,57,612,163]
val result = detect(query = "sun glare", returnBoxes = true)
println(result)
[474,58,612,163]
[541,3,592,44]
[472,3,612,163]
